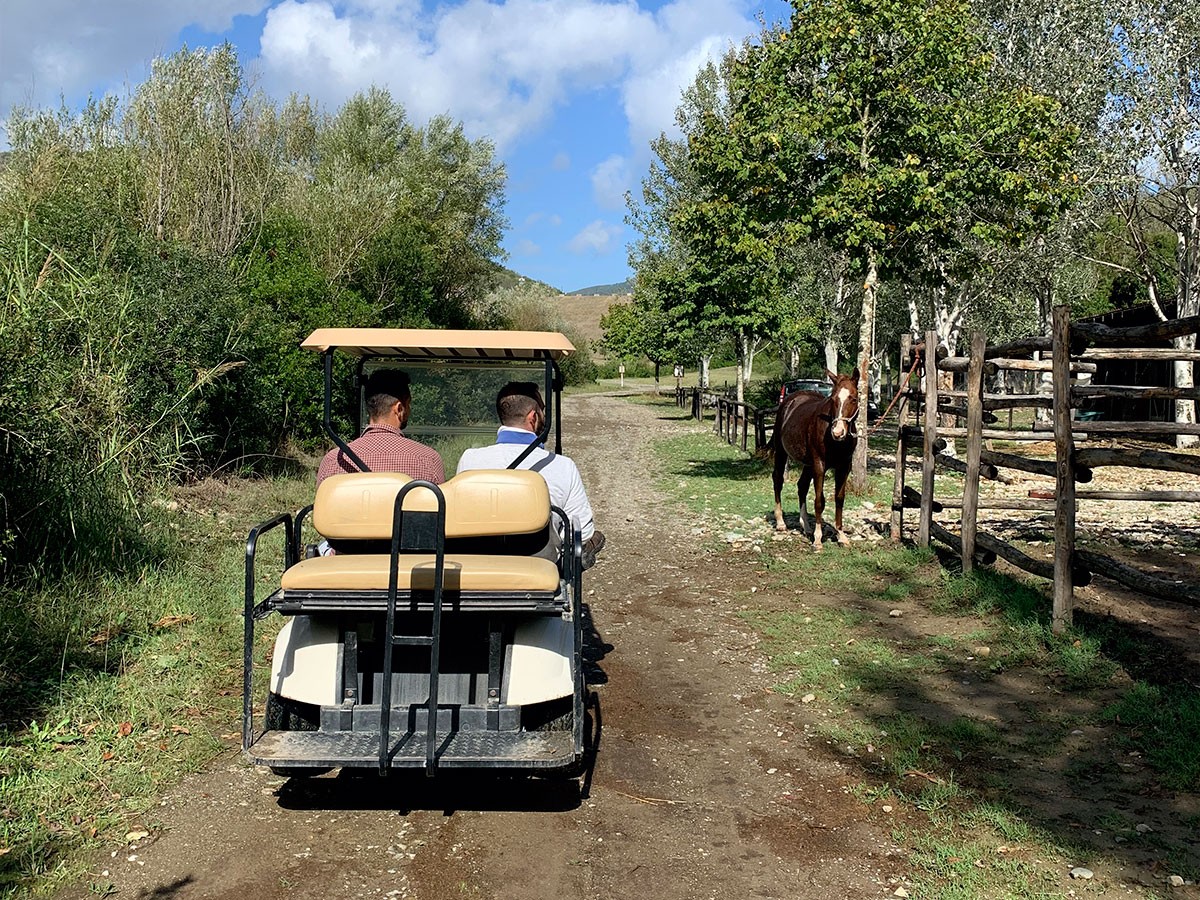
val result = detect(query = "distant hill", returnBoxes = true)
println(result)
[489,264,561,295]
[565,278,634,296]
[555,292,630,346]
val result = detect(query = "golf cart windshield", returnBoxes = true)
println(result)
[301,328,575,471]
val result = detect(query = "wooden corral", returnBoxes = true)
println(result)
[676,386,775,453]
[891,307,1200,631]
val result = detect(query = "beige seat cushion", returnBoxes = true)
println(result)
[314,469,550,540]
[281,553,561,593]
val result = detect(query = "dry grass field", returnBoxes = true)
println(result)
[554,292,629,346]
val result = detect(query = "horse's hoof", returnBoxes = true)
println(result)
[775,523,787,533]
[837,534,851,547]
[812,541,823,553]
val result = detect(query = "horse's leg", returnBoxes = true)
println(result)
[772,443,789,531]
[811,462,827,552]
[797,465,813,538]
[833,464,851,546]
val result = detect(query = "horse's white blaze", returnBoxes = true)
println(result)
[831,386,851,440]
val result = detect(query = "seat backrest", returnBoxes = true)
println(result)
[313,469,550,541]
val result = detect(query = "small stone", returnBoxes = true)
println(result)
[1070,867,1094,880]
[1136,823,1152,834]
[766,768,777,774]
[889,609,903,618]
[894,888,909,898]
[1169,875,1185,887]
[973,646,991,657]
[801,693,816,703]
[882,805,893,813]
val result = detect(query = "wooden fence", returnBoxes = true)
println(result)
[891,306,1200,631]
[676,387,775,453]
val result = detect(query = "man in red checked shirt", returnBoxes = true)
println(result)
[316,370,445,486]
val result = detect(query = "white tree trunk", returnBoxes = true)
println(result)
[906,292,921,337]
[824,341,838,373]
[699,354,711,389]
[852,251,878,491]
[786,345,802,378]
[1176,337,1198,448]
[735,331,748,404]
[741,334,758,388]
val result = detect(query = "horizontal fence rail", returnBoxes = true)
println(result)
[891,308,1200,630]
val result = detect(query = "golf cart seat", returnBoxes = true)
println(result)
[280,469,561,594]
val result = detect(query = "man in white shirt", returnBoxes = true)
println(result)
[457,382,605,568]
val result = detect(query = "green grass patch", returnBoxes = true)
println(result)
[1103,682,1200,792]
[0,474,312,897]
[641,393,1196,894]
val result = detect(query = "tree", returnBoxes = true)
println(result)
[1099,1,1200,445]
[694,0,1078,486]
[600,287,672,388]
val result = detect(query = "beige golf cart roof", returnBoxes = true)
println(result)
[301,328,575,361]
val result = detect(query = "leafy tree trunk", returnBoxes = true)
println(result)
[1174,197,1198,447]
[699,353,712,389]
[735,330,749,403]
[785,345,802,377]
[740,332,758,390]
[852,249,878,491]
[824,341,838,373]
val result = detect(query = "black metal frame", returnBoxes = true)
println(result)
[380,480,446,775]
[243,513,295,751]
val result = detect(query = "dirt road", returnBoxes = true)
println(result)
[63,395,903,900]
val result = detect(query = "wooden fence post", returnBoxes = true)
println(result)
[918,331,940,548]
[1052,305,1077,632]
[890,334,912,541]
[961,331,986,573]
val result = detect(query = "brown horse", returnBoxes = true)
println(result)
[771,370,860,551]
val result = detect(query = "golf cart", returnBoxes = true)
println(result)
[242,328,587,777]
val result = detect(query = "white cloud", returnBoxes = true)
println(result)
[591,154,632,211]
[255,0,762,150]
[1,0,268,120]
[551,151,571,171]
[516,238,541,255]
[568,219,622,255]
[1,0,769,165]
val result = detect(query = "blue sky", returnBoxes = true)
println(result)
[1,0,789,293]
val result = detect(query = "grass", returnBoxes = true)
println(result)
[0,474,313,897]
[636,391,1200,897]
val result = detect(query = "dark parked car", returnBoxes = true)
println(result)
[779,377,832,402]
[778,377,879,422]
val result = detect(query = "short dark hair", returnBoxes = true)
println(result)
[364,370,411,420]
[496,381,544,426]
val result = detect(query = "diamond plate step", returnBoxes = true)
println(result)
[249,728,575,769]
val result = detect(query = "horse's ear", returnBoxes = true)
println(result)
[851,367,860,382]
[825,369,837,383]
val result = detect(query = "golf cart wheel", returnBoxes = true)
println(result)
[264,692,332,778]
